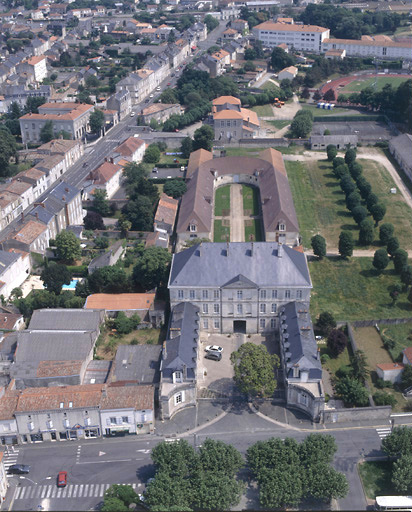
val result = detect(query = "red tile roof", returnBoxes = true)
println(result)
[376,363,404,371]
[85,293,155,311]
[0,313,23,330]
[115,137,145,157]
[403,347,412,364]
[89,161,122,185]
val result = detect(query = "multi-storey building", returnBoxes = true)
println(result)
[19,103,94,144]
[168,242,312,334]
[253,21,330,52]
[322,35,412,60]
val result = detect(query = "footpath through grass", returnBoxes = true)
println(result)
[309,257,412,322]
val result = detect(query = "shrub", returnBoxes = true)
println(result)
[327,329,348,357]
[373,391,396,407]
[321,354,330,364]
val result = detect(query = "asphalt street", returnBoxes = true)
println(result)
[5,404,407,512]
[0,20,228,243]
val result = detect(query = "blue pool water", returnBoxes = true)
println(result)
[62,279,80,290]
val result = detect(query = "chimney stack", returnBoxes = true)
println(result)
[226,240,229,257]
[183,364,187,380]
[278,243,282,258]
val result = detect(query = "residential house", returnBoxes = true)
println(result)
[35,139,84,171]
[166,39,190,68]
[0,313,24,331]
[278,65,298,81]
[154,193,178,235]
[31,154,67,188]
[2,84,52,109]
[211,95,260,141]
[19,102,95,144]
[17,56,48,83]
[0,192,23,232]
[113,137,146,163]
[30,38,49,57]
[177,150,299,248]
[376,363,404,384]
[82,160,123,200]
[223,28,241,40]
[0,387,20,445]
[13,169,47,201]
[88,240,125,274]
[106,89,132,121]
[2,220,50,255]
[402,347,412,366]
[0,250,31,300]
[140,103,182,124]
[231,19,248,34]
[0,180,34,213]
[279,302,324,422]
[389,134,412,183]
[325,48,346,59]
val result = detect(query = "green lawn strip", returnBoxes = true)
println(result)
[360,158,412,250]
[309,257,412,322]
[250,104,274,117]
[242,184,259,216]
[358,461,394,499]
[214,219,230,242]
[158,149,188,166]
[301,104,351,116]
[342,76,409,93]
[245,219,263,242]
[320,345,352,377]
[380,322,412,362]
[267,120,291,130]
[224,147,262,157]
[214,185,231,217]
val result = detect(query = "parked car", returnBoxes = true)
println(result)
[205,352,222,361]
[9,465,30,474]
[152,167,158,173]
[156,86,161,91]
[57,471,67,487]
[130,112,135,117]
[205,345,223,353]
[149,94,154,98]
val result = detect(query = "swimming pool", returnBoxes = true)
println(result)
[62,278,81,290]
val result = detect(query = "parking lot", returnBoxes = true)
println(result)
[197,333,278,397]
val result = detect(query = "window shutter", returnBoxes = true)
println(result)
[181,391,185,403]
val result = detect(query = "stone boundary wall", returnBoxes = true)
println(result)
[322,405,392,423]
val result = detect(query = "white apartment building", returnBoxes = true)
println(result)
[252,21,330,53]
[322,36,412,61]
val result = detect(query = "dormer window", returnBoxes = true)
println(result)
[173,371,183,383]
[190,223,197,232]
[279,223,286,231]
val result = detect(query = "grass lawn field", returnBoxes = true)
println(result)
[250,104,274,117]
[214,219,230,242]
[320,345,352,377]
[352,326,405,411]
[96,328,163,359]
[309,257,412,322]
[214,185,231,217]
[379,322,412,362]
[267,120,291,130]
[224,147,262,157]
[261,80,279,92]
[285,158,412,250]
[301,104,353,116]
[342,76,409,93]
[158,149,188,166]
[358,461,394,499]
[245,219,263,242]
[242,185,260,216]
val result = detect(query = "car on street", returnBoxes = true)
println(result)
[205,352,222,361]
[152,167,158,173]
[156,86,161,91]
[205,345,223,353]
[167,82,171,86]
[130,112,135,117]
[149,94,154,98]
[9,464,30,474]
[57,471,67,487]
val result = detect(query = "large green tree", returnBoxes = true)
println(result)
[0,127,17,178]
[88,266,129,294]
[382,426,412,458]
[230,342,280,397]
[89,109,105,134]
[271,47,295,72]
[193,125,214,151]
[133,246,171,290]
[372,248,389,273]
[92,189,110,217]
[143,144,161,164]
[392,455,412,494]
[338,231,354,259]
[104,484,140,507]
[163,179,187,199]
[40,262,72,295]
[335,376,369,407]
[40,120,54,143]
[55,231,81,263]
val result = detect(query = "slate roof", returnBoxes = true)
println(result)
[162,302,199,379]
[28,309,104,332]
[14,331,95,363]
[113,344,162,385]
[0,250,21,271]
[169,242,311,288]
[177,153,299,235]
[390,134,412,163]
[281,302,322,381]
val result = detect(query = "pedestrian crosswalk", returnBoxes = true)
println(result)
[15,482,140,501]
[376,427,392,439]
[3,447,19,471]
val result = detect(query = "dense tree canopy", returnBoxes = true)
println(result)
[55,231,81,263]
[88,266,129,294]
[133,246,171,290]
[41,262,72,295]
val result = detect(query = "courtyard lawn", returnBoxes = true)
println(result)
[245,219,264,242]
[250,104,274,117]
[96,328,163,360]
[352,327,406,411]
[158,149,188,166]
[309,257,412,322]
[267,120,291,130]
[214,219,230,242]
[358,461,394,499]
[320,345,351,376]
[285,158,412,250]
[214,185,231,217]
[379,322,412,362]
[242,185,260,216]
[341,76,409,93]
[224,147,262,157]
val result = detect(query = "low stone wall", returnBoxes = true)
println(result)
[322,405,391,423]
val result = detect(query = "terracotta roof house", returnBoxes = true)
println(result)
[176,150,299,248]
[403,347,412,366]
[0,313,24,331]
[154,193,178,235]
[83,160,123,200]
[113,136,146,164]
[376,362,404,384]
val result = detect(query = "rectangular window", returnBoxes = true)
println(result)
[122,416,129,423]
[296,290,302,299]
[260,290,266,299]
[203,303,208,314]
[110,417,117,424]
[59,402,64,408]
[285,290,291,299]
[203,318,209,329]
[190,224,197,232]
[237,290,243,300]
[271,303,277,313]
[202,290,208,299]
[190,290,195,299]
[260,318,266,329]
[174,392,184,405]
[260,303,266,313]
[214,290,220,299]
[272,290,277,299]
[214,319,220,329]
[173,371,182,383]
[271,318,276,329]
[214,303,220,314]
[178,290,184,299]
[237,303,243,314]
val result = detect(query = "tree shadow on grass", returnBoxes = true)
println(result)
[338,210,355,218]
[336,199,346,206]
[340,223,358,230]
[360,268,376,278]
[323,172,336,179]
[324,181,339,188]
